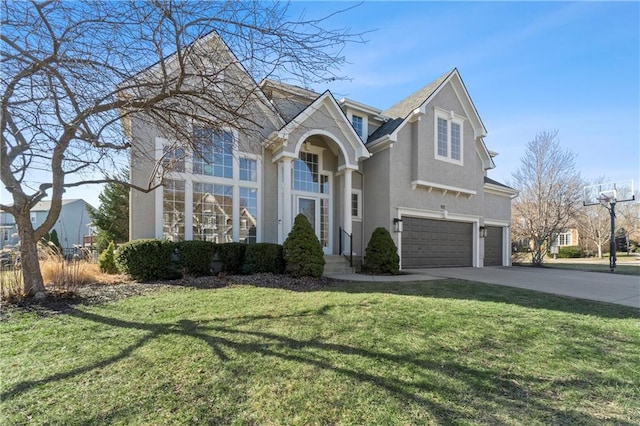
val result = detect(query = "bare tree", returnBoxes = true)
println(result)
[511,130,584,266]
[615,194,640,249]
[1,0,364,296]
[577,205,611,258]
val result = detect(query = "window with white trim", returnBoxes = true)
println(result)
[193,128,234,178]
[157,127,260,243]
[555,232,572,246]
[435,112,463,165]
[351,189,362,220]
[162,179,185,242]
[352,115,363,138]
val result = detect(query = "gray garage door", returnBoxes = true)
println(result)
[484,226,503,266]
[401,217,473,268]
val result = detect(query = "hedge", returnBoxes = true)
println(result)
[243,243,285,274]
[557,246,584,258]
[217,242,247,275]
[175,240,217,276]
[115,239,180,281]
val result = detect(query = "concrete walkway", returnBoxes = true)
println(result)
[325,266,640,308]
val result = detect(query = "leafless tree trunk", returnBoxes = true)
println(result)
[0,0,364,296]
[511,130,584,266]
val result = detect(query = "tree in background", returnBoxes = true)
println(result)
[576,177,612,258]
[88,170,130,254]
[1,1,362,296]
[511,131,584,266]
[577,205,611,258]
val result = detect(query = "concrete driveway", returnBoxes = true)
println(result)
[411,266,640,308]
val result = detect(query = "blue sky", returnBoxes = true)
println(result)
[3,1,638,209]
[289,0,640,191]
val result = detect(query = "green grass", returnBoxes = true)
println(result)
[2,280,639,425]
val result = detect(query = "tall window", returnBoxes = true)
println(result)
[157,130,259,243]
[352,115,363,137]
[351,189,362,220]
[193,128,233,178]
[239,187,258,243]
[435,113,463,164]
[162,179,185,241]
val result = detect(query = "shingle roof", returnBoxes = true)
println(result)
[484,176,514,190]
[367,118,403,143]
[382,69,454,119]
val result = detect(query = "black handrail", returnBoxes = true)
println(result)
[339,226,353,267]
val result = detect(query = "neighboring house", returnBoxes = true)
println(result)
[128,33,517,268]
[0,199,96,252]
[552,229,579,248]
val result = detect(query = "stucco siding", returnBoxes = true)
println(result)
[483,192,512,222]
[388,84,487,219]
[362,148,392,245]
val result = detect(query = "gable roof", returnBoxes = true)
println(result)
[382,69,452,119]
[367,68,494,169]
[266,90,370,166]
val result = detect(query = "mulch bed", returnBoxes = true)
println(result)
[1,273,341,318]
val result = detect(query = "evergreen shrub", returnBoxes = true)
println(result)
[98,241,119,274]
[115,239,180,281]
[364,227,399,274]
[217,242,247,274]
[243,243,285,274]
[557,246,584,258]
[283,214,325,278]
[175,240,217,276]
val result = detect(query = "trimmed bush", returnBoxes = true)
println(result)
[217,242,247,275]
[115,239,180,281]
[243,243,285,274]
[98,241,119,274]
[283,214,325,278]
[175,240,217,276]
[557,245,584,258]
[364,227,399,274]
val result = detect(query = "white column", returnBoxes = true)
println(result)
[281,157,293,243]
[343,168,353,235]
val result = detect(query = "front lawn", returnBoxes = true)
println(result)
[1,279,639,425]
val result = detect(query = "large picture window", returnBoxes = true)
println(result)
[156,129,259,243]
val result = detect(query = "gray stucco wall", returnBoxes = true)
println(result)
[483,192,512,222]
[389,84,487,218]
[362,147,392,245]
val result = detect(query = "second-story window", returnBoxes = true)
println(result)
[193,128,234,178]
[435,112,463,165]
[352,114,363,138]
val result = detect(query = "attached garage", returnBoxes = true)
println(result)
[484,226,503,266]
[401,217,473,268]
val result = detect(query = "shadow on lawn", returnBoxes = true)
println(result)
[3,305,636,425]
[315,279,640,320]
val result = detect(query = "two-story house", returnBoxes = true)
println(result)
[1,199,95,253]
[128,33,517,269]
